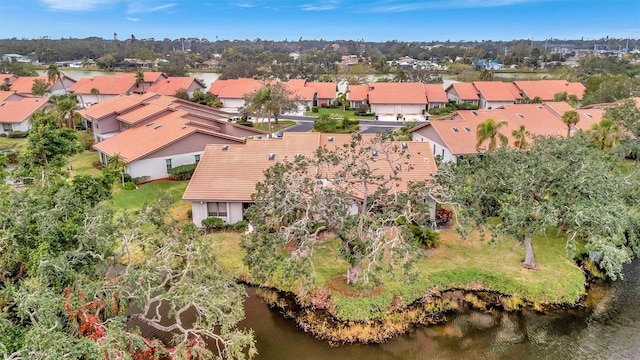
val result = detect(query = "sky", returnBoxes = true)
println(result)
[0,0,638,42]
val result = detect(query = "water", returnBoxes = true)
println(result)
[36,69,220,88]
[241,260,640,360]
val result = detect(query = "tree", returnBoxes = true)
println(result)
[438,135,637,274]
[561,110,580,138]
[13,111,81,184]
[30,78,49,96]
[135,69,145,92]
[511,125,530,150]
[105,153,127,186]
[244,82,299,133]
[476,118,508,151]
[51,95,81,129]
[604,99,640,138]
[243,134,435,285]
[46,64,66,93]
[336,90,350,111]
[588,118,621,150]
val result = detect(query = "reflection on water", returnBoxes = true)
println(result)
[242,260,640,360]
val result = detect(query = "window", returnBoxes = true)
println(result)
[194,154,200,163]
[165,159,172,171]
[2,123,12,132]
[207,202,227,217]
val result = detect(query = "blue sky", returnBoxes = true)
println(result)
[0,0,638,42]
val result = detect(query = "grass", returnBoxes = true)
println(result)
[69,150,102,177]
[111,180,189,212]
[252,120,296,133]
[207,225,587,321]
[305,107,377,120]
[0,137,27,152]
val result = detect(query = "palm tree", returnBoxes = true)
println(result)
[588,118,621,150]
[476,118,508,152]
[46,64,66,93]
[135,69,145,93]
[561,110,580,138]
[107,153,127,186]
[52,95,80,129]
[512,125,530,150]
[336,90,350,112]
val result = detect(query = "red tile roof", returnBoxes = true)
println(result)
[92,113,244,163]
[423,84,448,103]
[307,82,337,100]
[446,83,479,101]
[473,81,522,102]
[0,91,24,102]
[368,82,428,105]
[68,75,137,95]
[347,85,370,101]
[209,78,264,98]
[117,103,172,125]
[183,132,437,202]
[514,80,586,101]
[80,94,148,120]
[146,77,205,95]
[143,72,168,82]
[0,97,52,123]
[8,76,50,94]
[284,79,315,101]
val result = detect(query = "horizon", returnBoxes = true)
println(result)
[0,0,638,43]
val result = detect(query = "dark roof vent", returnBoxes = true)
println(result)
[222,145,229,151]
[154,125,162,130]
[372,150,378,157]
[268,153,276,161]
[146,122,155,127]
[327,136,334,142]
[401,142,408,149]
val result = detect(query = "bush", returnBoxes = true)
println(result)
[237,121,253,127]
[187,209,193,220]
[435,208,453,225]
[122,173,133,183]
[312,106,319,113]
[132,176,150,185]
[202,216,225,232]
[92,161,103,170]
[0,133,7,137]
[7,130,28,138]
[167,163,197,180]
[123,182,136,190]
[225,220,248,232]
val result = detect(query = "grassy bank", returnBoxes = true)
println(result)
[207,227,586,322]
[252,120,296,133]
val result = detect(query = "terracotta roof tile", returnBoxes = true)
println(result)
[69,75,137,95]
[423,84,448,103]
[0,91,24,102]
[92,113,244,163]
[514,80,586,101]
[368,82,428,105]
[146,77,205,95]
[183,132,437,202]
[0,97,52,123]
[8,76,50,94]
[347,85,370,101]
[446,83,479,101]
[81,94,146,120]
[473,81,522,102]
[117,103,172,125]
[210,78,263,98]
[307,82,337,99]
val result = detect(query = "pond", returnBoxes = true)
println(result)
[240,260,640,360]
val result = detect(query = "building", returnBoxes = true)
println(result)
[0,96,53,134]
[183,132,438,226]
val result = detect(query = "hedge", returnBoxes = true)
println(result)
[167,163,197,180]
[7,131,29,138]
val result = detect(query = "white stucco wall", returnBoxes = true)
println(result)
[126,150,202,180]
[411,131,456,163]
[0,120,30,134]
[480,99,514,110]
[220,98,245,111]
[191,201,245,226]
[371,104,425,116]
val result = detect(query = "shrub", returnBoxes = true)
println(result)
[123,182,136,190]
[122,173,133,183]
[187,209,193,220]
[167,163,197,180]
[407,223,440,248]
[0,133,7,137]
[132,176,150,185]
[7,131,28,138]
[92,161,103,170]
[202,216,225,232]
[311,106,319,113]
[237,121,253,127]
[225,220,248,232]
[435,208,453,225]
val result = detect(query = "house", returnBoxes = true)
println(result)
[146,77,206,98]
[183,132,437,226]
[473,81,522,109]
[423,84,448,111]
[445,82,480,106]
[347,85,370,109]
[7,75,76,96]
[0,74,18,88]
[92,113,248,180]
[81,92,267,143]
[367,82,429,119]
[0,96,53,134]
[133,72,168,93]
[410,102,602,163]
[208,78,264,112]
[476,60,504,70]
[68,73,138,107]
[514,80,586,102]
[307,81,337,107]
[284,79,316,113]
[1,54,30,63]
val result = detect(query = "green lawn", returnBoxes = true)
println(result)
[252,120,296,133]
[305,108,377,120]
[0,137,27,152]
[69,150,102,177]
[207,226,586,321]
[112,180,189,212]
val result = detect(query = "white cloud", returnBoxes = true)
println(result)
[39,0,113,11]
[234,3,255,8]
[301,0,339,11]
[126,17,140,22]
[127,2,177,14]
[365,0,551,13]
